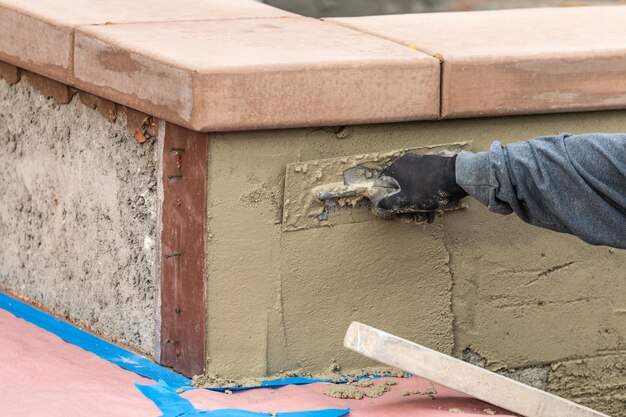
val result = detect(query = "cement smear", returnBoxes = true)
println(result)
[547,354,626,417]
[191,370,305,389]
[445,202,626,369]
[205,111,626,412]
[0,77,157,354]
[282,142,469,231]
[191,366,405,389]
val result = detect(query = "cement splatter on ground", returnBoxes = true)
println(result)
[325,384,364,400]
[192,371,305,389]
[353,378,374,388]
[191,366,406,389]
[324,376,401,400]
[363,385,391,398]
[411,382,437,399]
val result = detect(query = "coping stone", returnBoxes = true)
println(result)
[74,17,440,131]
[0,0,294,83]
[2,2,626,131]
[327,6,626,118]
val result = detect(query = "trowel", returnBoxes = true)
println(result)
[282,142,471,231]
[314,165,400,216]
[313,161,463,219]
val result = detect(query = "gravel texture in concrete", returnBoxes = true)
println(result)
[0,76,158,354]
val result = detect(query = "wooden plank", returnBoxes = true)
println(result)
[344,322,609,417]
[159,123,208,377]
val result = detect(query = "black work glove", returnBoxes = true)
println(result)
[375,153,468,217]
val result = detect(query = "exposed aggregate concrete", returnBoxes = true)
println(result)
[0,76,157,354]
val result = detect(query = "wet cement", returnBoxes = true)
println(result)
[205,111,626,414]
[547,353,626,416]
[282,142,470,231]
[191,366,406,389]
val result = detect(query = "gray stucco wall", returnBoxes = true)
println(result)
[0,76,158,355]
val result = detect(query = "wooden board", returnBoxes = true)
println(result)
[344,322,609,417]
[159,123,208,377]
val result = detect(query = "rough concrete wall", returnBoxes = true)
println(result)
[445,211,624,366]
[0,76,158,355]
[206,112,626,415]
[548,353,626,416]
[262,0,623,18]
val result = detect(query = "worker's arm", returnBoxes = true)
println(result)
[376,133,626,249]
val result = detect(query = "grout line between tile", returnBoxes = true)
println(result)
[435,54,444,119]
[321,18,427,50]
[320,18,444,65]
[322,18,445,119]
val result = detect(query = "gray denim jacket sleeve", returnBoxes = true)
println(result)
[455,133,626,249]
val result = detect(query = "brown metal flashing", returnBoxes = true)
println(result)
[0,61,20,85]
[160,123,208,377]
[24,70,74,104]
[78,90,118,123]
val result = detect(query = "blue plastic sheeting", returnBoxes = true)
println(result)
[0,291,190,389]
[0,290,392,394]
[137,380,351,417]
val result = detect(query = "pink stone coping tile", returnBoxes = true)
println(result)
[328,6,626,118]
[3,2,626,131]
[0,0,294,82]
[74,17,440,131]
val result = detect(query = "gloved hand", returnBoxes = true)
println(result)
[374,153,468,218]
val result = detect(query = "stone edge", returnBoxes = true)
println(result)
[2,3,626,131]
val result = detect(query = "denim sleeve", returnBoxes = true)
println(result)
[455,133,626,249]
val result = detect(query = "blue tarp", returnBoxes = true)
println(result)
[0,291,190,389]
[137,380,350,417]
[0,291,362,393]
[0,291,352,417]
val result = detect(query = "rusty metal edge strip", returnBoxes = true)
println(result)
[159,122,208,377]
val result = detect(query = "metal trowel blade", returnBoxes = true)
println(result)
[314,165,399,205]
